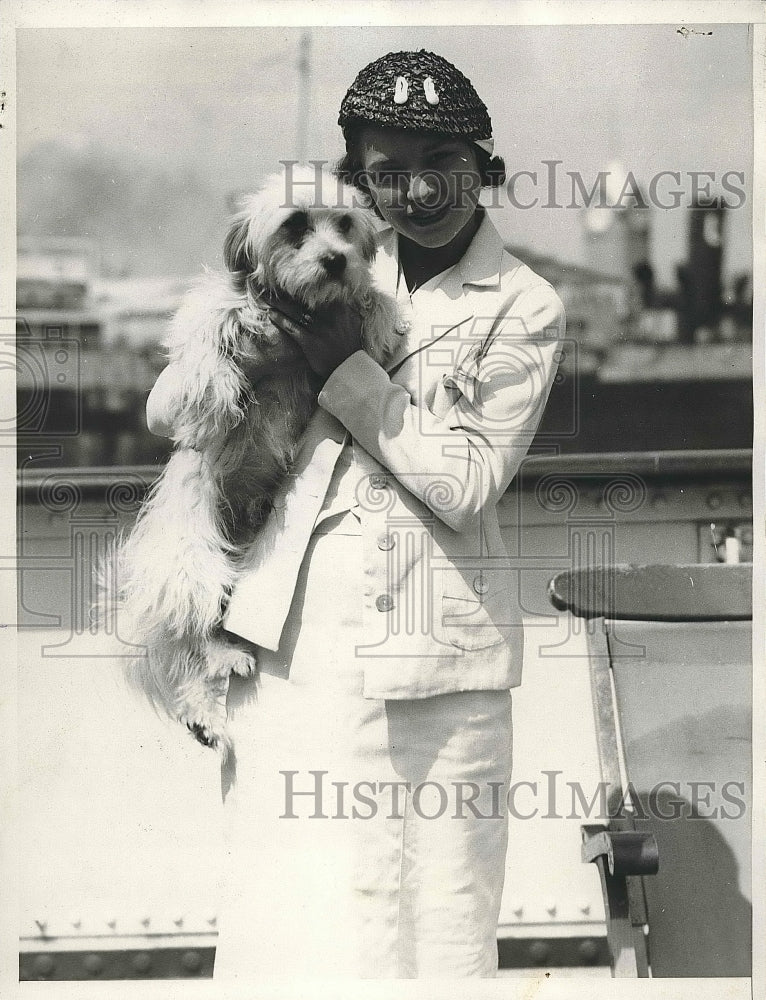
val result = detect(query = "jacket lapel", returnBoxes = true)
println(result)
[223,407,346,650]
[375,212,506,377]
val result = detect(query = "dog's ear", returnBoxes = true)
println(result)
[223,212,255,274]
[356,210,378,263]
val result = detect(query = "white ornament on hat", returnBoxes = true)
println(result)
[423,77,439,105]
[394,77,409,104]
[474,138,495,156]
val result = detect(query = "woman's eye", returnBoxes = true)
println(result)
[429,149,459,165]
[372,169,404,185]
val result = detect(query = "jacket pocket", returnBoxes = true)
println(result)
[441,584,513,651]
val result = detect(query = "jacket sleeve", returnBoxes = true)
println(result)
[318,282,565,533]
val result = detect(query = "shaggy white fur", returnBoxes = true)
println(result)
[111,167,404,753]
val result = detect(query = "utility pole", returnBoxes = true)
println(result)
[296,31,311,164]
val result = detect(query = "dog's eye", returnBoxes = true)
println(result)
[336,214,353,235]
[282,211,310,245]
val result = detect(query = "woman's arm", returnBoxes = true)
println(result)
[146,364,182,438]
[318,283,565,533]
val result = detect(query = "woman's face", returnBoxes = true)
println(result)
[357,126,482,248]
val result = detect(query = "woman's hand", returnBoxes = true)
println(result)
[237,325,305,386]
[267,296,363,381]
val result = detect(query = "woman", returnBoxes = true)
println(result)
[150,50,565,979]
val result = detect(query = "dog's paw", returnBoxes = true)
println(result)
[207,633,258,678]
[183,711,231,756]
[186,718,222,751]
[228,645,258,677]
[180,695,230,754]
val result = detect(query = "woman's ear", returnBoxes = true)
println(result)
[223,212,254,273]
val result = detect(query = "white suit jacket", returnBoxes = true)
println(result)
[149,212,566,698]
[224,214,564,698]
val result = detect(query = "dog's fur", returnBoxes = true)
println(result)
[112,168,403,753]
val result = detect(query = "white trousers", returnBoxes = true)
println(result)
[214,520,513,979]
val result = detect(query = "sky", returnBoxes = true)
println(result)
[16,22,754,286]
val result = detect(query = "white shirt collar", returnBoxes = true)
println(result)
[375,209,505,292]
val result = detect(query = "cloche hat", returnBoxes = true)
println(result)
[338,50,494,153]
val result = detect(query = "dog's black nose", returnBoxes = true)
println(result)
[321,251,346,277]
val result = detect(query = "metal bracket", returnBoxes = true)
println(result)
[582,825,659,876]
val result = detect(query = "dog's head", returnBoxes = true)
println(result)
[223,166,379,310]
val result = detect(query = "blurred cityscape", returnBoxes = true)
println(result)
[16,188,752,469]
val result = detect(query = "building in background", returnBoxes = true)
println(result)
[16,241,175,469]
[522,186,752,454]
[16,193,753,471]
[581,162,652,287]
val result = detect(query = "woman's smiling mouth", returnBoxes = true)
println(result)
[404,202,452,225]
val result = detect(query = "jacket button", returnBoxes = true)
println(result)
[473,574,489,595]
[369,474,388,490]
[375,594,394,612]
[377,532,395,551]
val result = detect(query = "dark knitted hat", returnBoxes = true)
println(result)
[338,50,492,141]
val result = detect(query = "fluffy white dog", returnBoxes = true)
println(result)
[113,168,403,753]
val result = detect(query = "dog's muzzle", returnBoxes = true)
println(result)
[321,251,347,278]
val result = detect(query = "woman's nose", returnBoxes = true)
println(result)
[406,173,437,205]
